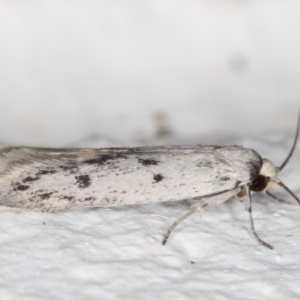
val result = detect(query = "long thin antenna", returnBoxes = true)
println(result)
[279,107,300,171]
[271,178,300,205]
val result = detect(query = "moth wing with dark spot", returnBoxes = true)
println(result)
[0,145,263,212]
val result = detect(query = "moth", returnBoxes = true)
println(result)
[0,115,299,250]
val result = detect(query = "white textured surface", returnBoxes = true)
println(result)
[0,1,300,299]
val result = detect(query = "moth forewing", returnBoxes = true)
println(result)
[0,145,262,212]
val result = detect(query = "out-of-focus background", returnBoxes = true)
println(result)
[1,1,300,300]
[0,1,299,146]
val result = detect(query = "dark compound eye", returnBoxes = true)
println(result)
[250,175,268,192]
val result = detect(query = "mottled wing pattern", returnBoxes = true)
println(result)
[0,145,263,212]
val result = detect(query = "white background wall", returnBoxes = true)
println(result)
[0,1,299,146]
[0,1,300,299]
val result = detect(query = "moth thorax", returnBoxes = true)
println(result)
[250,158,278,192]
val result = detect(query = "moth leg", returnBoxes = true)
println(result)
[266,191,296,205]
[162,203,201,246]
[246,186,273,250]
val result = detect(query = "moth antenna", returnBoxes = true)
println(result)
[271,178,300,205]
[278,107,300,171]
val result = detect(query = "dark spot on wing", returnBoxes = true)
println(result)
[138,158,159,166]
[153,173,164,183]
[84,154,126,165]
[84,197,96,201]
[75,175,91,188]
[36,169,56,176]
[60,164,78,174]
[62,196,74,201]
[220,176,230,181]
[39,192,53,200]
[215,157,231,166]
[23,176,40,183]
[197,161,213,168]
[15,184,29,191]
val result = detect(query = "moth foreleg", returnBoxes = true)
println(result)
[246,186,273,250]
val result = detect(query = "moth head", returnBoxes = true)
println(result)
[250,158,278,193]
[249,109,300,205]
[236,157,299,204]
[236,159,278,199]
[237,109,300,205]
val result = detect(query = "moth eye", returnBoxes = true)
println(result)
[250,175,268,192]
